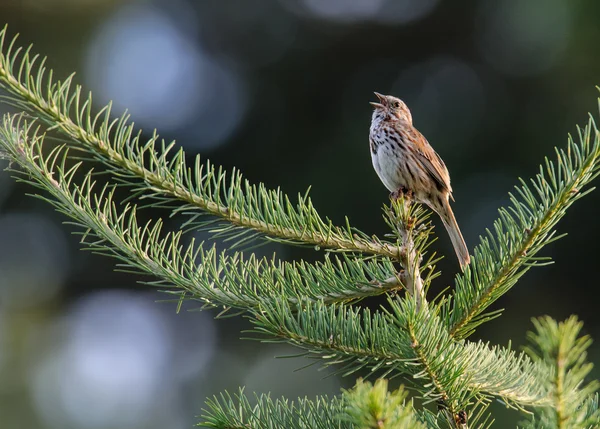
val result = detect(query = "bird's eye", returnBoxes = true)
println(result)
[393,101,400,108]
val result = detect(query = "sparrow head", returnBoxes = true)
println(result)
[370,92,412,123]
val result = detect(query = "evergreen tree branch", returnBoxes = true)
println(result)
[340,379,427,429]
[417,399,494,429]
[383,198,439,310]
[579,394,600,428]
[445,114,600,339]
[0,115,404,310]
[520,316,600,429]
[2,25,599,428]
[201,381,427,429]
[201,389,348,429]
[249,297,551,414]
[0,27,402,260]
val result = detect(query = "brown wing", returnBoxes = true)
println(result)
[409,127,453,196]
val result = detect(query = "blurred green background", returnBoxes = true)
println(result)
[1,0,599,427]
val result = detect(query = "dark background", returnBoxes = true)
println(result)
[0,0,599,427]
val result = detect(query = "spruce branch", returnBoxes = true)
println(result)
[418,399,494,429]
[520,316,600,429]
[249,297,551,414]
[201,385,490,429]
[383,197,440,310]
[340,379,427,429]
[201,389,347,429]
[201,381,426,429]
[578,394,600,428]
[0,115,404,310]
[2,25,600,429]
[0,27,403,260]
[445,115,600,339]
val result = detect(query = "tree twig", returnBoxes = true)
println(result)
[388,196,428,310]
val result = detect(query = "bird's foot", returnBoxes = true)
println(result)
[390,187,413,202]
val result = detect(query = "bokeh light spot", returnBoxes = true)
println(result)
[32,291,171,428]
[85,2,247,150]
[30,290,217,429]
[375,0,440,25]
[297,0,385,22]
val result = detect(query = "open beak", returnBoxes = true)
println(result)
[370,92,385,108]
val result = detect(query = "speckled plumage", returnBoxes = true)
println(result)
[369,92,470,268]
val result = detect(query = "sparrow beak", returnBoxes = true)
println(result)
[370,92,385,108]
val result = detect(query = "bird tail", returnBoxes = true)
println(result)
[437,198,470,269]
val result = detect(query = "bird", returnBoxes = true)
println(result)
[369,92,470,268]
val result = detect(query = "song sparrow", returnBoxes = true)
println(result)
[369,92,470,268]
